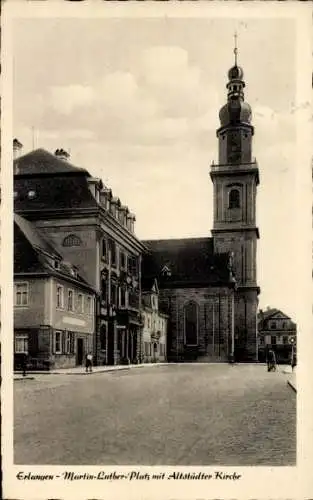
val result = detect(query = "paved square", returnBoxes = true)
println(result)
[14,364,296,465]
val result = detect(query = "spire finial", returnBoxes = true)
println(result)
[234,31,238,66]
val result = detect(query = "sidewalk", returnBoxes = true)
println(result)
[14,362,168,378]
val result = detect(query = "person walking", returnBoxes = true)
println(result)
[85,352,93,373]
[291,349,297,372]
[21,352,27,377]
[267,349,277,372]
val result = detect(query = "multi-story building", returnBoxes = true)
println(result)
[14,213,96,370]
[257,308,297,363]
[13,145,146,366]
[141,278,168,363]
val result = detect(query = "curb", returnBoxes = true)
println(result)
[287,380,297,392]
[14,376,35,381]
[14,363,169,376]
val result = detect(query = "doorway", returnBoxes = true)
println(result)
[77,338,84,365]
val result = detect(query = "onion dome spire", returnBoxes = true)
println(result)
[218,33,252,127]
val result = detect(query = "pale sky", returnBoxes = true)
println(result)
[12,15,305,320]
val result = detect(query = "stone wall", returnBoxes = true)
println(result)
[159,286,234,362]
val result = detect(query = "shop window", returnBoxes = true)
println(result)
[65,332,74,354]
[55,331,63,354]
[15,334,28,353]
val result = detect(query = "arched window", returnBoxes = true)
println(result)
[228,188,240,209]
[62,234,82,247]
[184,301,199,346]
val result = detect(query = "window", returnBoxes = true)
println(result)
[54,260,60,270]
[67,290,74,311]
[108,239,116,266]
[184,301,199,346]
[15,334,28,353]
[15,283,28,306]
[55,331,63,354]
[120,251,127,270]
[228,189,240,209]
[101,280,107,302]
[56,285,64,309]
[120,287,126,307]
[128,256,138,277]
[283,336,288,345]
[259,337,264,345]
[86,296,93,315]
[111,283,118,306]
[77,293,83,314]
[101,239,107,259]
[14,191,18,199]
[271,335,277,345]
[65,332,74,354]
[63,234,82,247]
[270,321,277,329]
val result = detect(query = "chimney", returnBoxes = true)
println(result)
[13,138,23,160]
[54,148,70,161]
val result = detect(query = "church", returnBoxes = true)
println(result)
[142,53,260,363]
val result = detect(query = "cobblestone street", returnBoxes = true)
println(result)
[14,364,296,466]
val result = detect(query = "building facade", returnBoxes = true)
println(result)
[14,147,146,366]
[14,214,95,370]
[141,279,167,363]
[257,308,297,363]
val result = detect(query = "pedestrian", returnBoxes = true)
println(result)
[291,349,297,372]
[85,352,93,373]
[21,352,27,377]
[267,349,276,372]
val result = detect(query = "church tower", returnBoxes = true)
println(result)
[210,37,260,361]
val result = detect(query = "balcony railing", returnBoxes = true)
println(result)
[210,159,258,172]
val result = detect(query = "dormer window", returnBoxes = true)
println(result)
[54,260,60,270]
[27,190,36,199]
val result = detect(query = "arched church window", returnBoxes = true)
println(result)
[62,234,82,247]
[228,189,240,209]
[184,301,199,346]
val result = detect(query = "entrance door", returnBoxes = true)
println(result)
[77,338,84,365]
[107,320,115,365]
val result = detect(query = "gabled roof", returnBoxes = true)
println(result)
[14,214,94,291]
[258,308,297,329]
[14,148,89,176]
[258,308,289,321]
[142,237,231,287]
[14,213,61,258]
